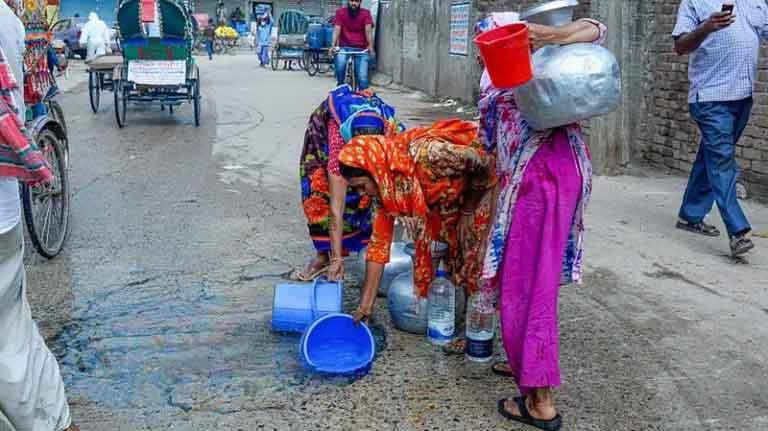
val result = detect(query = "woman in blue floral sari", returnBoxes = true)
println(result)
[293,84,402,281]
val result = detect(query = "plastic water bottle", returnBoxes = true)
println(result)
[427,270,455,345]
[465,294,495,363]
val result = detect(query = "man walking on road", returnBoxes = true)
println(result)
[256,14,272,67]
[204,18,215,61]
[672,0,760,256]
[0,2,78,430]
[329,0,374,90]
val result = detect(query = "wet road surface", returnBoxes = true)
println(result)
[25,55,768,430]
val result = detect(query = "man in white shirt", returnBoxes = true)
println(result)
[0,2,78,430]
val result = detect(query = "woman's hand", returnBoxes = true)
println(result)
[353,299,375,325]
[526,23,559,50]
[327,256,344,281]
[527,19,601,50]
[400,216,426,240]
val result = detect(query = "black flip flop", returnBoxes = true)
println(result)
[497,396,562,431]
[491,362,514,377]
[676,220,721,237]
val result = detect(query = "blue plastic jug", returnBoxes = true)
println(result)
[271,278,342,333]
[322,24,335,48]
[307,23,324,50]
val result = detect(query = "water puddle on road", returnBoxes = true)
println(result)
[50,270,385,413]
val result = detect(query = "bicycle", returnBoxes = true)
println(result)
[333,48,370,91]
[21,95,71,259]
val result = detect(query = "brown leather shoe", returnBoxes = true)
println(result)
[63,424,80,431]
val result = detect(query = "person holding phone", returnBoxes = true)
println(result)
[672,0,766,257]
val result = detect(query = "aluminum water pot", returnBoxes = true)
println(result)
[354,242,413,297]
[387,271,468,335]
[387,242,467,335]
[513,43,621,131]
[387,270,428,334]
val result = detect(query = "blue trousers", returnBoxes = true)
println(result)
[334,47,370,90]
[680,98,752,237]
[205,40,213,60]
[258,45,270,65]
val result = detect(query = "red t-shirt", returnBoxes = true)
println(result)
[334,7,373,49]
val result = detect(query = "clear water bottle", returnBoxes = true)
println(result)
[427,270,455,345]
[465,294,495,362]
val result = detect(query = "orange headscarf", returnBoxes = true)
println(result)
[338,132,427,219]
[338,119,478,216]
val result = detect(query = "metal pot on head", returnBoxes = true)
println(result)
[520,0,579,27]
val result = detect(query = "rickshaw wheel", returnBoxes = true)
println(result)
[193,78,201,127]
[89,71,100,113]
[114,80,127,128]
[305,51,318,77]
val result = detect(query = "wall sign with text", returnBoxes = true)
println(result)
[450,1,470,56]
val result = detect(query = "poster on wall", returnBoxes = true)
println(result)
[449,1,470,56]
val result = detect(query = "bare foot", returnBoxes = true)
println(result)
[303,253,329,274]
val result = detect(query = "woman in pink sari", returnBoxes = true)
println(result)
[476,17,607,431]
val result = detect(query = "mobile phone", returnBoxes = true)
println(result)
[722,3,734,14]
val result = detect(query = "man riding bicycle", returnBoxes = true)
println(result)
[329,0,374,90]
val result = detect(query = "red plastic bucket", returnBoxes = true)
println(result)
[474,23,533,89]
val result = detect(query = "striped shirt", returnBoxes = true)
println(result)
[673,0,768,103]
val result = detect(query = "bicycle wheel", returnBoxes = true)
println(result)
[345,59,357,91]
[46,99,67,136]
[21,128,70,259]
[88,71,100,113]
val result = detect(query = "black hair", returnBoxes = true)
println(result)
[339,163,372,180]
[352,126,384,137]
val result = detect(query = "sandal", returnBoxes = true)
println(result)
[676,220,720,237]
[498,396,562,431]
[285,265,329,282]
[491,361,513,377]
[442,337,466,355]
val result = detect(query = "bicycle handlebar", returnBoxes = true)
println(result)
[333,48,370,56]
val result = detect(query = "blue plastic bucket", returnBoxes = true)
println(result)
[307,23,324,49]
[299,313,375,375]
[271,278,342,333]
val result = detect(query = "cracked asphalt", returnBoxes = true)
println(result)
[23,54,768,430]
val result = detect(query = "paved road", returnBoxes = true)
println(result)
[25,55,768,430]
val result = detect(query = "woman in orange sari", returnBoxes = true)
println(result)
[337,119,496,322]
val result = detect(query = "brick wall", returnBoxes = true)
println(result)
[642,0,768,199]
